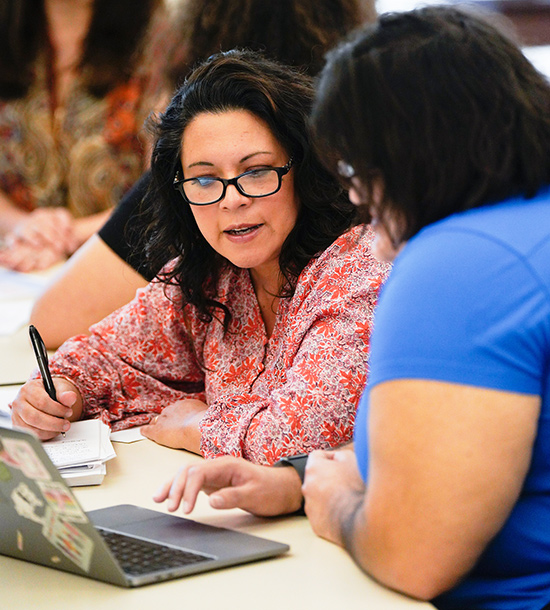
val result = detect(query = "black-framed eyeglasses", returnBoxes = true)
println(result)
[173,158,294,206]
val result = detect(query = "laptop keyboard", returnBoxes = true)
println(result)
[97,528,215,576]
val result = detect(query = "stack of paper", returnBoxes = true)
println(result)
[43,419,116,487]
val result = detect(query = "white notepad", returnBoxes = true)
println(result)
[42,419,116,486]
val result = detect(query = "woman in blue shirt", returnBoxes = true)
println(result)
[155,7,550,609]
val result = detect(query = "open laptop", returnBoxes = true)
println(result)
[0,425,289,587]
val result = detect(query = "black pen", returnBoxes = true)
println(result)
[29,325,65,436]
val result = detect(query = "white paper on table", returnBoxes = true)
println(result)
[0,266,52,335]
[0,268,50,301]
[43,419,116,468]
[0,386,19,423]
[0,299,34,336]
[110,425,146,443]
[60,462,107,487]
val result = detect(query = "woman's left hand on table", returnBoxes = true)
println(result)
[141,399,208,454]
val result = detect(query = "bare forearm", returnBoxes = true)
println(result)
[347,382,541,600]
[332,496,469,601]
[334,497,414,595]
[30,234,147,349]
[72,209,112,248]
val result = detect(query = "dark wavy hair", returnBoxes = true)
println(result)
[311,5,550,245]
[169,0,367,84]
[0,0,160,99]
[144,50,355,327]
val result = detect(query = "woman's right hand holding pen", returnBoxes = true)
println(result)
[10,378,83,441]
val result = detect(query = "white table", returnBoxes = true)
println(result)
[1,438,434,609]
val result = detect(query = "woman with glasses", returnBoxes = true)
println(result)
[11,51,389,464]
[155,8,550,609]
[30,0,370,350]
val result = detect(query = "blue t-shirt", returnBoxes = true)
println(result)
[354,189,550,610]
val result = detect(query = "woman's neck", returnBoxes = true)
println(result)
[44,0,94,110]
[250,265,282,339]
[44,0,94,73]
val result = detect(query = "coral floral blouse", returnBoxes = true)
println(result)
[47,225,389,464]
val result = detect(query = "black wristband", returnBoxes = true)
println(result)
[273,453,308,484]
[273,453,308,515]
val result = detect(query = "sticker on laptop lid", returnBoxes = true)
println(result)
[42,507,93,573]
[16,529,24,552]
[2,438,51,481]
[11,482,45,525]
[37,480,86,523]
[0,439,22,470]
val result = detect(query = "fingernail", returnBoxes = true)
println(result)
[63,421,70,431]
[210,496,224,509]
[182,501,191,513]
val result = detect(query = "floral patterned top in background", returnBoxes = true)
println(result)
[45,226,390,464]
[0,6,176,218]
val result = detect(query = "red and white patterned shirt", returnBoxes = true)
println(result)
[47,225,389,464]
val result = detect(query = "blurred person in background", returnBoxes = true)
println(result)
[0,0,179,272]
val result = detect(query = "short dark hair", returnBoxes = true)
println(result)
[169,0,366,83]
[145,50,355,327]
[311,5,550,243]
